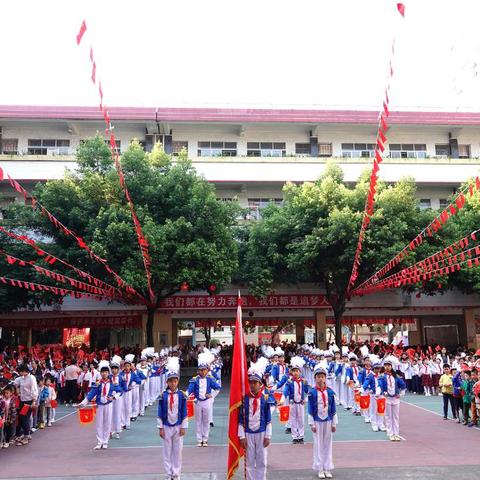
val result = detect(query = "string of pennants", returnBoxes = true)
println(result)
[0,249,122,299]
[346,3,406,294]
[0,275,111,302]
[76,19,155,305]
[353,177,480,294]
[0,226,121,296]
[5,174,144,303]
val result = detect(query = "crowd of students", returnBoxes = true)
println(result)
[1,340,480,480]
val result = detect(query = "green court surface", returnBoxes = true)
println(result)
[108,374,392,449]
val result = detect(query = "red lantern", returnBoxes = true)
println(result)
[187,398,195,419]
[180,282,189,292]
[278,405,290,423]
[376,397,386,415]
[208,284,217,293]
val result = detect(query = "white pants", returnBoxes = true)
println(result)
[163,425,184,478]
[385,398,400,436]
[290,402,305,440]
[111,397,122,434]
[96,403,113,446]
[139,383,146,415]
[209,389,220,424]
[132,386,139,418]
[245,432,267,480]
[339,380,348,406]
[312,420,334,473]
[333,378,341,405]
[122,390,132,428]
[195,399,212,442]
[370,395,385,430]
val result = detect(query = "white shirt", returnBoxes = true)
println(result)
[293,379,303,403]
[64,365,81,381]
[385,374,396,396]
[157,390,188,429]
[238,393,272,438]
[198,377,207,400]
[316,388,329,420]
[14,374,39,402]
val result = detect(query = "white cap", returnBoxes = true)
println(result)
[124,354,135,364]
[290,356,306,370]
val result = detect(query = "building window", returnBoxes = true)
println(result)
[419,198,432,210]
[435,144,449,157]
[247,198,283,220]
[295,143,310,156]
[318,143,333,157]
[198,141,237,157]
[439,198,448,209]
[105,139,121,154]
[1,138,18,154]
[389,144,426,159]
[341,143,375,158]
[27,139,70,155]
[172,141,188,155]
[458,144,471,159]
[247,142,286,157]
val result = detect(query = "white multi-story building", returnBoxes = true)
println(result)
[1,105,480,350]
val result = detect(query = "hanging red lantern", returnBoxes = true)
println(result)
[208,284,217,293]
[180,282,189,292]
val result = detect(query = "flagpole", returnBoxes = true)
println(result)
[238,291,247,480]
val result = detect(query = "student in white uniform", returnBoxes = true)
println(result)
[78,361,122,450]
[282,356,308,444]
[378,356,406,442]
[361,361,386,432]
[157,357,188,480]
[239,360,272,480]
[308,366,338,479]
[109,356,125,439]
[187,351,221,447]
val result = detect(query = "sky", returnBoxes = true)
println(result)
[1,0,480,111]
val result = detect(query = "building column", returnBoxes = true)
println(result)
[408,318,422,346]
[464,308,478,350]
[315,310,327,348]
[295,320,305,344]
[150,312,174,351]
[27,327,32,349]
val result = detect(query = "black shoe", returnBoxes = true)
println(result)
[210,422,214,427]
[292,439,298,444]
[285,428,292,434]
[297,438,304,444]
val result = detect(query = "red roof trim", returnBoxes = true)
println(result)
[1,105,480,125]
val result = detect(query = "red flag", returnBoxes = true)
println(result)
[76,20,87,45]
[227,293,249,480]
[397,3,406,17]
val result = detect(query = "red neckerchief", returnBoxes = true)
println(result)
[169,390,177,412]
[101,379,109,396]
[316,386,327,408]
[250,390,263,415]
[353,366,358,376]
[387,373,394,388]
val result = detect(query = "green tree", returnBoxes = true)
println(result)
[242,163,442,346]
[2,137,240,345]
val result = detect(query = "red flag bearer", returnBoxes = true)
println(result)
[227,293,249,480]
[238,360,272,480]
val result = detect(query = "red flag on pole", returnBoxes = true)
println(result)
[76,20,87,45]
[227,292,249,480]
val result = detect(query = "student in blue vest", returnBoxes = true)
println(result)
[187,351,221,447]
[78,360,123,450]
[308,366,338,479]
[157,357,187,480]
[345,354,361,415]
[378,356,406,441]
[238,360,272,480]
[358,354,373,423]
[361,358,386,432]
[120,354,141,430]
[109,355,126,439]
[271,349,289,383]
[282,356,309,444]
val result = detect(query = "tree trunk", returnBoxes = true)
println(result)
[146,306,155,347]
[334,310,343,348]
